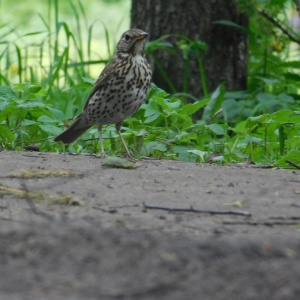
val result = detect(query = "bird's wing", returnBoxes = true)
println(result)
[83,55,121,112]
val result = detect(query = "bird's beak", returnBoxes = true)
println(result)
[135,32,148,41]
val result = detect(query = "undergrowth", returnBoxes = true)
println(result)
[0,0,299,168]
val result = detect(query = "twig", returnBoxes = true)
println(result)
[143,203,251,217]
[110,204,139,209]
[92,206,117,213]
[93,204,139,213]
[257,9,300,45]
[21,183,53,221]
[286,160,300,170]
[252,164,275,169]
[223,220,300,226]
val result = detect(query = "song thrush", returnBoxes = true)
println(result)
[54,29,152,159]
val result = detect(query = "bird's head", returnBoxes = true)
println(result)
[117,29,148,56]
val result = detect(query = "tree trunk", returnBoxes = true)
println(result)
[131,0,248,98]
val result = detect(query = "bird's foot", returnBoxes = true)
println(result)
[123,151,138,162]
[96,151,107,159]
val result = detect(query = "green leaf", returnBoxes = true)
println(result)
[277,150,300,169]
[0,86,17,101]
[284,72,300,81]
[205,124,225,135]
[147,84,169,100]
[180,99,210,115]
[146,41,176,55]
[187,150,207,162]
[213,20,251,33]
[0,125,14,143]
[142,101,162,123]
[38,116,57,123]
[153,95,170,111]
[202,84,225,121]
[17,102,46,108]
[272,110,300,124]
[23,31,46,36]
[81,77,96,84]
[48,108,65,121]
[102,157,137,169]
[279,61,300,69]
[39,124,63,135]
[256,92,276,103]
[12,83,47,99]
[22,120,37,126]
[254,77,279,85]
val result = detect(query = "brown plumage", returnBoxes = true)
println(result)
[54,28,152,159]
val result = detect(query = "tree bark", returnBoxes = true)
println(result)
[131,0,248,98]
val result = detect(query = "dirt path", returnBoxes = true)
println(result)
[0,151,299,299]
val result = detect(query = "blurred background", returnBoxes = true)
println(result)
[0,0,131,81]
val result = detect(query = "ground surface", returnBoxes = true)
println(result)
[0,150,299,300]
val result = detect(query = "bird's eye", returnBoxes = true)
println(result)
[124,34,131,41]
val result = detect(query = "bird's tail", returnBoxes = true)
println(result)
[54,113,92,144]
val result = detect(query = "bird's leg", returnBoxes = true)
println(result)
[115,122,136,161]
[97,125,107,158]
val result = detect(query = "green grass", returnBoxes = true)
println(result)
[0,0,299,169]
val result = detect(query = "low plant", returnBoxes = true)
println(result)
[0,0,299,169]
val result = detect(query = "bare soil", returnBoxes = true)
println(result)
[0,150,300,300]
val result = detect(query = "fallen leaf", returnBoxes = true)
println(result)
[102,157,137,169]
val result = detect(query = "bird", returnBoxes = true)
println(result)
[54,28,152,159]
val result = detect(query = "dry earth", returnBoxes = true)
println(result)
[0,150,300,300]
